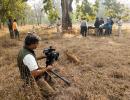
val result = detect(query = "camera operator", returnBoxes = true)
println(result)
[17,33,55,96]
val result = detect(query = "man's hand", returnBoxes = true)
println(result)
[46,65,53,72]
[40,66,53,72]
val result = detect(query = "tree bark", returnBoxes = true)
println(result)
[61,0,73,31]
[0,1,1,29]
[0,18,1,29]
[68,0,73,12]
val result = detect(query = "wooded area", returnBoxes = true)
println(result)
[0,0,130,30]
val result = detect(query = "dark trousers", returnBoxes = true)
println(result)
[99,28,103,35]
[105,28,111,35]
[14,29,19,39]
[80,26,87,37]
[110,26,113,34]
[9,29,14,39]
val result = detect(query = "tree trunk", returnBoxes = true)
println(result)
[68,0,73,12]
[61,0,73,31]
[0,3,1,29]
[0,17,1,29]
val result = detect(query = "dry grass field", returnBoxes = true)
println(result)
[0,23,130,100]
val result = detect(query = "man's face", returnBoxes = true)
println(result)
[30,42,39,50]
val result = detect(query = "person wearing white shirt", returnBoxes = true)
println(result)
[56,17,61,33]
[17,33,54,96]
[80,18,88,37]
[117,18,123,36]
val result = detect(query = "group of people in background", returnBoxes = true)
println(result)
[7,16,122,39]
[80,17,123,37]
[94,17,114,36]
[7,17,19,39]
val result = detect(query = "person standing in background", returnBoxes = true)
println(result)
[56,17,62,37]
[13,19,20,39]
[94,17,100,36]
[80,18,88,37]
[99,18,104,35]
[56,17,61,33]
[109,17,114,34]
[117,18,123,36]
[104,18,111,35]
[7,17,14,39]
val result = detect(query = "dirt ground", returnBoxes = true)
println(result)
[0,24,130,100]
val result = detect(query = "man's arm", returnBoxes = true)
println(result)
[31,66,52,78]
[36,55,46,60]
[23,54,53,78]
[31,67,46,78]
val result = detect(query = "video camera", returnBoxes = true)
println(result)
[43,46,59,66]
[43,46,70,85]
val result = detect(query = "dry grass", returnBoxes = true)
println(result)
[0,23,130,100]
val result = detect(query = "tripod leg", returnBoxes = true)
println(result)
[44,72,52,81]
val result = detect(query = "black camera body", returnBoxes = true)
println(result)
[43,46,70,85]
[43,46,59,66]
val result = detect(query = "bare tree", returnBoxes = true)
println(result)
[33,0,43,25]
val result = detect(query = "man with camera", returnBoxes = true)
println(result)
[17,33,55,96]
